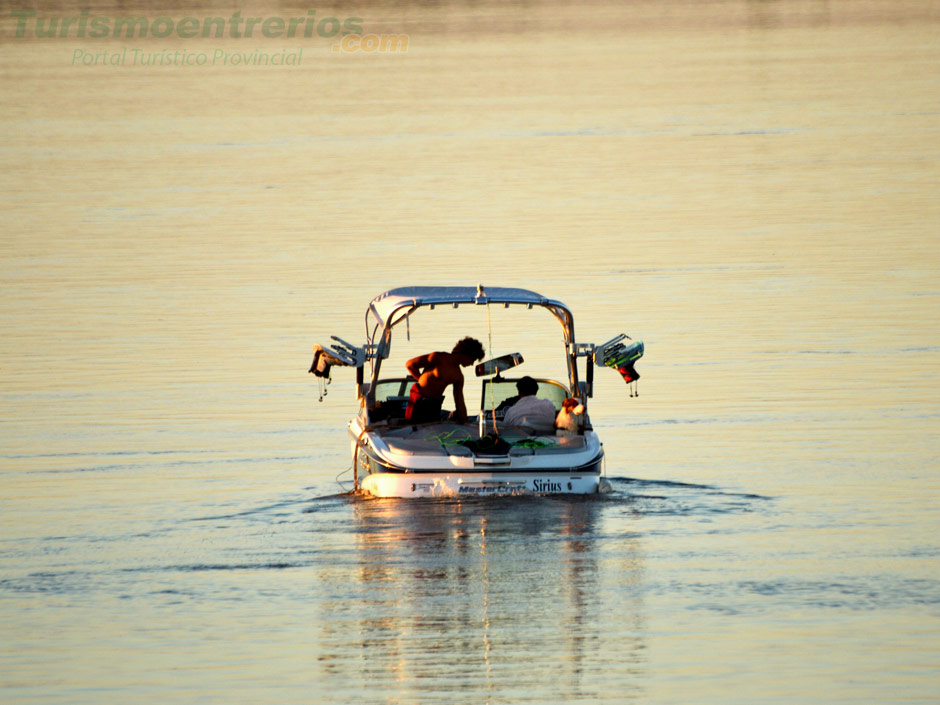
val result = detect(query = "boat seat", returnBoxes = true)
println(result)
[376,422,585,457]
[380,423,475,457]
[383,437,473,457]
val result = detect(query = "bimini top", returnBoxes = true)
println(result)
[365,285,574,347]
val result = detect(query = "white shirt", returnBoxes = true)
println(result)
[503,395,557,431]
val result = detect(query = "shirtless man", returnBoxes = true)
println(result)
[404,337,485,424]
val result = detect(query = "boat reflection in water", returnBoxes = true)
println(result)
[315,495,647,702]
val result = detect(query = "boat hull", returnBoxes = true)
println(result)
[354,439,604,498]
[359,466,603,498]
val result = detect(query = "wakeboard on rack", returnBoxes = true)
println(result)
[594,334,644,396]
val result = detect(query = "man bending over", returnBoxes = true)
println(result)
[404,337,485,424]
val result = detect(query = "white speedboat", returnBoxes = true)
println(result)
[310,285,643,498]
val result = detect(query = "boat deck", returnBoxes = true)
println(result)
[377,422,587,459]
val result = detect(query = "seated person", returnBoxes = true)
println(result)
[502,376,557,432]
[404,337,485,424]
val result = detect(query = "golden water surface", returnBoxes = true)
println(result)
[1,1,938,703]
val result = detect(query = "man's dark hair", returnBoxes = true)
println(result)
[452,337,485,361]
[516,376,539,396]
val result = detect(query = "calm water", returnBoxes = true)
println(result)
[1,1,939,702]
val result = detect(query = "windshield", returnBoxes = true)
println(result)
[480,378,569,413]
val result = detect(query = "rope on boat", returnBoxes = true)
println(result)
[428,428,474,449]
[335,465,354,493]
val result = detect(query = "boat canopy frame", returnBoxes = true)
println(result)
[362,285,589,402]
